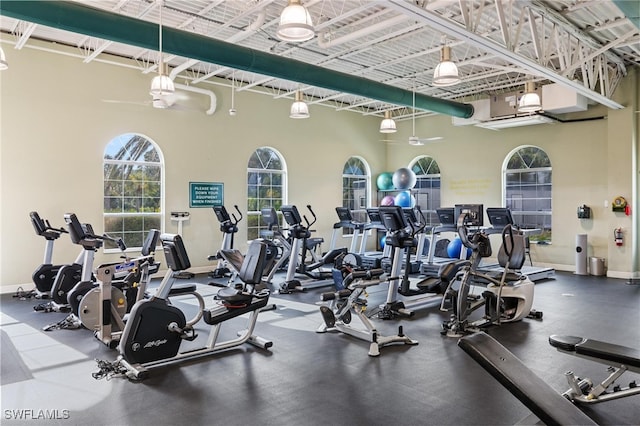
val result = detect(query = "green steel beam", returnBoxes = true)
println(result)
[0,1,474,118]
[612,0,640,29]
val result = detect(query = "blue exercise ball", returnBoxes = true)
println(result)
[380,235,387,249]
[376,172,394,191]
[447,238,472,259]
[392,167,417,190]
[394,191,415,208]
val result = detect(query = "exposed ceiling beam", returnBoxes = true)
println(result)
[387,0,624,109]
[0,0,474,118]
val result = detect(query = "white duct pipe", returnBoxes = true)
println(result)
[174,83,217,115]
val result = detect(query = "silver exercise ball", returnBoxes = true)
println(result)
[392,167,417,190]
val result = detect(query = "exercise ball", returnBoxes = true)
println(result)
[447,238,472,259]
[380,195,395,206]
[380,235,386,249]
[376,172,394,191]
[394,191,415,208]
[392,167,417,190]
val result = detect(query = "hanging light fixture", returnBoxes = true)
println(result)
[379,111,397,133]
[277,0,315,43]
[150,1,174,98]
[0,47,8,70]
[518,81,542,113]
[432,45,460,87]
[290,90,309,119]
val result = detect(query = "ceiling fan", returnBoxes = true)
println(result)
[382,87,444,146]
[407,85,443,145]
[101,90,190,110]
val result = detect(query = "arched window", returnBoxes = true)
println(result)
[247,147,287,240]
[342,156,371,232]
[503,146,552,242]
[410,155,441,226]
[103,133,163,250]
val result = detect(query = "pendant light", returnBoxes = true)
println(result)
[379,111,397,133]
[277,0,315,42]
[0,47,8,70]
[432,45,460,87]
[290,90,309,119]
[518,81,542,113]
[150,1,174,98]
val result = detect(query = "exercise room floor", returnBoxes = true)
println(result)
[1,271,639,425]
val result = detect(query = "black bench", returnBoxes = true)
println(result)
[549,334,640,403]
[549,335,640,371]
[458,332,597,426]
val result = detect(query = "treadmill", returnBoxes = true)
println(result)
[420,207,460,277]
[359,208,390,269]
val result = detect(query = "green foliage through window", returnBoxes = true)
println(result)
[103,134,163,250]
[247,147,286,241]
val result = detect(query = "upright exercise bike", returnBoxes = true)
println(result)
[29,211,72,299]
[104,235,273,380]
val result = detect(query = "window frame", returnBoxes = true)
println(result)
[246,147,288,241]
[341,156,371,236]
[409,155,442,226]
[502,145,552,243]
[103,133,164,253]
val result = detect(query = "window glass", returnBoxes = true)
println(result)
[342,157,370,233]
[409,156,441,226]
[504,146,552,242]
[103,133,163,250]
[247,147,287,240]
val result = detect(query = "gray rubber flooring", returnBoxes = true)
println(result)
[1,271,639,425]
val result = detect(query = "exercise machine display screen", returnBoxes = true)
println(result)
[454,204,484,227]
[486,208,513,227]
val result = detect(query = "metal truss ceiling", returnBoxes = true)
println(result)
[1,0,638,118]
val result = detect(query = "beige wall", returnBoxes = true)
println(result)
[1,44,638,292]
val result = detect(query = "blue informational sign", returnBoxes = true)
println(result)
[189,182,224,208]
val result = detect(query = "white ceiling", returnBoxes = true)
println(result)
[1,0,638,119]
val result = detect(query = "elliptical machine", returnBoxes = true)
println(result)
[376,206,445,319]
[208,205,242,281]
[259,207,291,283]
[99,235,273,381]
[441,209,537,337]
[279,205,347,293]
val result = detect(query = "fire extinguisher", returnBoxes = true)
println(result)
[614,227,623,246]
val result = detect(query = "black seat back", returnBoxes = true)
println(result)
[161,233,191,272]
[141,229,160,256]
[64,213,102,249]
[497,225,526,270]
[30,211,46,235]
[238,240,268,285]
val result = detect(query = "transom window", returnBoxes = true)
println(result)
[247,147,287,240]
[342,156,370,233]
[410,156,441,226]
[503,146,552,242]
[103,133,163,250]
